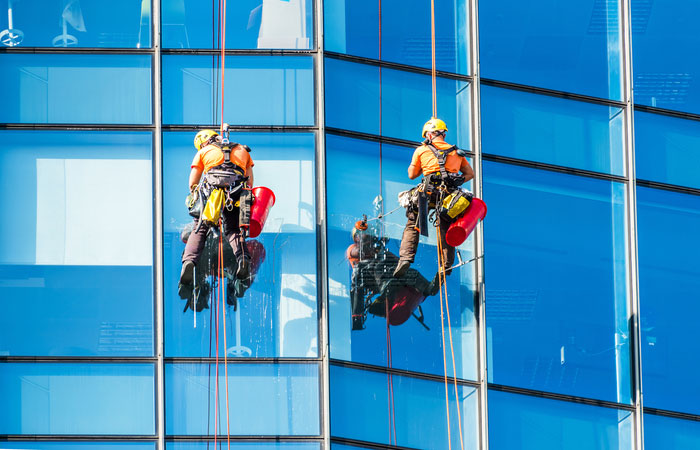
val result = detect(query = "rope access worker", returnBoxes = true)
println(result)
[393,118,474,278]
[179,129,255,295]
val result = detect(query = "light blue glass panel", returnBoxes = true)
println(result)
[163,132,317,358]
[632,1,700,113]
[488,390,633,450]
[5,444,155,450]
[483,161,630,403]
[0,131,153,357]
[162,0,312,49]
[167,443,319,450]
[0,363,155,435]
[637,187,700,414]
[165,363,319,436]
[0,0,150,48]
[162,55,314,126]
[479,0,622,100]
[330,365,479,449]
[481,86,625,176]
[634,111,700,189]
[644,414,700,450]
[325,58,470,147]
[324,0,468,74]
[326,134,477,381]
[0,54,151,124]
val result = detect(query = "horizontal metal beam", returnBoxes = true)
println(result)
[488,383,636,412]
[331,436,423,450]
[165,357,322,364]
[636,179,700,197]
[481,78,627,108]
[0,357,157,363]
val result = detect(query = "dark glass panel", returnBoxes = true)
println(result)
[483,161,630,403]
[165,363,320,436]
[637,187,700,414]
[0,131,153,357]
[0,363,155,435]
[0,54,151,124]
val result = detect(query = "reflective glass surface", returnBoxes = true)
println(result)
[330,365,478,449]
[0,54,151,124]
[637,187,700,415]
[327,135,477,381]
[634,111,700,189]
[165,363,319,436]
[167,444,319,450]
[632,1,700,113]
[0,131,153,357]
[162,55,314,126]
[162,0,312,50]
[488,390,633,450]
[324,0,468,74]
[481,86,625,176]
[4,444,155,450]
[644,414,700,450]
[0,0,150,48]
[163,132,317,358]
[483,161,630,403]
[325,58,470,147]
[479,0,622,100]
[0,363,155,435]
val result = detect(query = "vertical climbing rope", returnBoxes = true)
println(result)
[430,0,437,118]
[219,225,232,450]
[219,0,227,133]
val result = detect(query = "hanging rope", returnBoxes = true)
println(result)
[430,0,437,118]
[219,0,227,133]
[219,224,232,450]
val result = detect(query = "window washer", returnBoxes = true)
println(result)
[393,118,474,278]
[179,129,255,297]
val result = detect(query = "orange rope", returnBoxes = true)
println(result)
[219,0,227,133]
[435,227,453,450]
[430,0,437,118]
[219,223,231,450]
[214,227,221,449]
[436,223,465,450]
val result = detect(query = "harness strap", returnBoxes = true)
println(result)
[426,143,457,180]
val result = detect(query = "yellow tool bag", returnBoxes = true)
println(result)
[202,188,225,225]
[440,189,473,221]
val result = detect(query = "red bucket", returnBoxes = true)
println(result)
[389,286,426,326]
[248,186,276,238]
[445,198,487,247]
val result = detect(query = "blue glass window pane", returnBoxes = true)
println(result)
[488,390,633,450]
[632,1,700,113]
[0,363,155,435]
[326,134,477,381]
[479,0,622,100]
[324,0,468,74]
[0,54,151,124]
[162,56,314,126]
[165,363,319,436]
[634,111,700,189]
[481,86,625,176]
[163,132,317,358]
[644,414,700,450]
[167,444,319,450]
[6,444,155,450]
[330,365,478,449]
[325,59,470,147]
[162,0,312,50]
[0,131,153,357]
[483,162,631,403]
[637,187,700,414]
[0,0,150,48]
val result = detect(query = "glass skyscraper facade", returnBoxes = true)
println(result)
[1,0,699,449]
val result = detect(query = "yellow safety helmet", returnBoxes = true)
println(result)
[194,129,219,150]
[422,118,448,138]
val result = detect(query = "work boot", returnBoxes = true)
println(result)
[393,259,411,278]
[236,256,250,280]
[180,260,195,285]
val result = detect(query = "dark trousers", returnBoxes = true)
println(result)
[182,207,246,264]
[399,197,455,268]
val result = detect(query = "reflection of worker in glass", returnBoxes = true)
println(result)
[179,129,254,297]
[347,220,438,330]
[394,118,474,278]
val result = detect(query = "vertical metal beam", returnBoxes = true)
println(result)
[468,0,488,448]
[152,0,165,448]
[314,0,330,448]
[619,0,644,448]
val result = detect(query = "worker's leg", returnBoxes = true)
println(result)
[439,217,455,273]
[395,208,420,277]
[182,219,210,264]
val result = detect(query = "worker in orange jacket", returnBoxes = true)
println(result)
[393,118,474,278]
